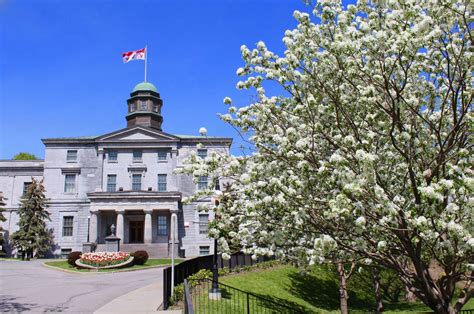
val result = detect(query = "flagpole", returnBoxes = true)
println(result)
[144,45,148,82]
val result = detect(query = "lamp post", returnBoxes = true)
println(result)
[171,212,177,296]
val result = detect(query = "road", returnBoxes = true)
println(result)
[0,260,163,313]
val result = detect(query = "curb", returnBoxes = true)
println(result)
[42,262,169,274]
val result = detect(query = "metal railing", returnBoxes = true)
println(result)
[162,252,273,310]
[185,278,294,313]
[184,279,194,314]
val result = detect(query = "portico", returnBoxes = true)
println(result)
[87,191,181,257]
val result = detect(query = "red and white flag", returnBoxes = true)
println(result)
[122,48,146,63]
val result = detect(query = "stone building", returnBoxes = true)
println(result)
[0,82,232,258]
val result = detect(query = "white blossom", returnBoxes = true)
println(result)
[199,127,207,136]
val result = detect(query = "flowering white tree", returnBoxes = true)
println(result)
[179,1,473,313]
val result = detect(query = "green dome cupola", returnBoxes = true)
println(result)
[132,82,158,93]
[126,81,164,130]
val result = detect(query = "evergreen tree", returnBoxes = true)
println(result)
[11,178,54,259]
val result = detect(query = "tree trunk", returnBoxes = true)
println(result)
[337,262,349,314]
[372,268,384,313]
[404,286,417,302]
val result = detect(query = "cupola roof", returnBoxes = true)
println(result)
[132,81,158,93]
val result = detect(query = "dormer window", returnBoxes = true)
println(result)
[140,100,147,111]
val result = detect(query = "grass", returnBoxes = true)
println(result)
[44,258,183,273]
[188,265,473,313]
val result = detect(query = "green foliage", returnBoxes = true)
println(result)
[169,269,213,305]
[67,251,82,266]
[170,261,281,306]
[13,152,39,160]
[11,178,54,258]
[132,250,149,265]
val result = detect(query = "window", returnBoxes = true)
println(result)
[133,150,142,162]
[132,174,142,191]
[23,182,32,195]
[153,104,159,112]
[140,100,147,110]
[108,151,117,161]
[157,150,167,161]
[198,176,208,190]
[199,246,210,256]
[199,214,209,235]
[197,149,207,159]
[107,175,117,192]
[64,174,76,193]
[157,215,167,236]
[62,216,74,236]
[130,103,136,112]
[61,248,72,258]
[67,150,77,162]
[158,174,167,192]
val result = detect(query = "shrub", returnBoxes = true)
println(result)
[133,250,149,265]
[170,269,213,305]
[67,251,82,266]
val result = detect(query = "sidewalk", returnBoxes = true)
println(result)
[94,282,180,313]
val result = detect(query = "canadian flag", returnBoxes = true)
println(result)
[122,48,146,63]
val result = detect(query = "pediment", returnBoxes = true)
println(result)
[96,127,179,142]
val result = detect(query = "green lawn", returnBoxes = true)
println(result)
[44,258,183,273]
[188,265,472,313]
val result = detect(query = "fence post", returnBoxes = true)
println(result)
[247,293,250,314]
[184,279,194,314]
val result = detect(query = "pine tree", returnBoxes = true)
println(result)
[11,178,54,259]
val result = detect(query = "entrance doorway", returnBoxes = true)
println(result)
[129,221,144,243]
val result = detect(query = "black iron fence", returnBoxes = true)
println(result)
[184,279,194,314]
[185,278,294,314]
[162,252,273,310]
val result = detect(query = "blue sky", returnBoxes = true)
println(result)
[0,0,313,159]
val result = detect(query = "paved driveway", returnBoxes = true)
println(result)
[0,260,163,313]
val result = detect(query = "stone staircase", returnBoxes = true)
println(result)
[95,243,169,258]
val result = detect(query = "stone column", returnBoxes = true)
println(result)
[115,210,125,241]
[144,209,153,244]
[89,210,99,243]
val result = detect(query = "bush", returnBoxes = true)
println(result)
[67,251,82,266]
[133,250,149,265]
[170,269,213,305]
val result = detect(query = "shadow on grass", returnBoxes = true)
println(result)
[286,269,374,312]
[206,286,310,313]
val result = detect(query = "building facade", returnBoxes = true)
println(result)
[0,82,232,258]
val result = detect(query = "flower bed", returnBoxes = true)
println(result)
[79,252,131,267]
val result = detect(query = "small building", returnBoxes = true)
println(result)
[0,81,232,258]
